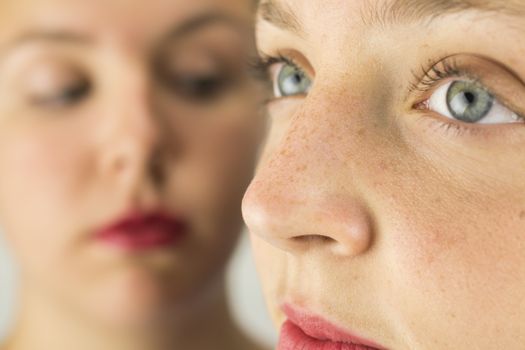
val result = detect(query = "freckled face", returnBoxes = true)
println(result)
[243,0,525,349]
[0,0,264,329]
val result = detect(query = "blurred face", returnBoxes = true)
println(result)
[0,0,264,329]
[243,0,525,349]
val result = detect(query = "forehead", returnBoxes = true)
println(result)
[0,0,252,44]
[259,0,525,30]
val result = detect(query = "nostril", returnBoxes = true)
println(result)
[292,235,336,244]
[289,235,340,253]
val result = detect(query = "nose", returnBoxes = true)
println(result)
[97,69,166,188]
[242,101,374,257]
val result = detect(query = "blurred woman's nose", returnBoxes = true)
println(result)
[97,66,165,183]
[242,102,374,258]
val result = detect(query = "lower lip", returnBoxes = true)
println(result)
[96,218,187,251]
[279,320,379,350]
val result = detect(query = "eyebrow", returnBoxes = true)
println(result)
[2,31,92,53]
[258,0,525,33]
[0,12,248,59]
[258,0,303,35]
[362,0,525,27]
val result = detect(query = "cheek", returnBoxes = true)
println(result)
[166,108,263,268]
[0,131,90,262]
[180,110,262,218]
[380,169,525,341]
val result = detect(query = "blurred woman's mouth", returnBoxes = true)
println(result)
[279,304,386,350]
[95,210,188,251]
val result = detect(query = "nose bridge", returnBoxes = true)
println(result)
[116,63,159,146]
[243,91,374,257]
[259,89,363,195]
[97,63,163,180]
[121,90,159,150]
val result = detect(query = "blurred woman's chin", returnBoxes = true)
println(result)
[83,268,188,329]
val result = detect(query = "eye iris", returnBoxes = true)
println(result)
[277,64,311,97]
[446,81,493,123]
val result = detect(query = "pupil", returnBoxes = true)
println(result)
[464,91,476,105]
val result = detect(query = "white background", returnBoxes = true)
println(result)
[0,231,277,348]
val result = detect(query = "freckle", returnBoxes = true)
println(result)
[279,148,290,157]
[295,164,307,172]
[378,161,389,171]
[519,211,525,220]
[357,128,366,137]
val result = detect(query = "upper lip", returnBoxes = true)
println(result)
[282,303,386,349]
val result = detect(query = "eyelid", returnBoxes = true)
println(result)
[29,79,91,108]
[22,64,89,102]
[254,49,314,77]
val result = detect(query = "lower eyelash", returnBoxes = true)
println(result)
[428,117,473,137]
[422,108,525,140]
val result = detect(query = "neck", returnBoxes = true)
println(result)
[4,278,263,350]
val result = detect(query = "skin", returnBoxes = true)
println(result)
[0,0,266,349]
[242,0,525,349]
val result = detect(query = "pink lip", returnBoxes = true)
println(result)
[95,210,188,251]
[279,304,386,350]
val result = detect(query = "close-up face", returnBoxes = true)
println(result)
[0,0,264,329]
[243,0,525,349]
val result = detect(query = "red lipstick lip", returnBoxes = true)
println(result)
[279,304,386,350]
[95,210,188,251]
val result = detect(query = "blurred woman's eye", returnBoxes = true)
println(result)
[20,61,92,109]
[274,62,311,98]
[31,80,92,108]
[427,80,521,124]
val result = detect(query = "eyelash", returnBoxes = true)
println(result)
[408,58,471,119]
[410,57,464,93]
[249,53,302,81]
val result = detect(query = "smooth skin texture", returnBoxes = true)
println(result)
[243,0,525,349]
[0,1,266,350]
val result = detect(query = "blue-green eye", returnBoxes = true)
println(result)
[427,80,521,124]
[446,81,493,123]
[274,63,312,98]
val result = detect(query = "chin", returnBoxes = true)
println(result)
[81,268,185,330]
